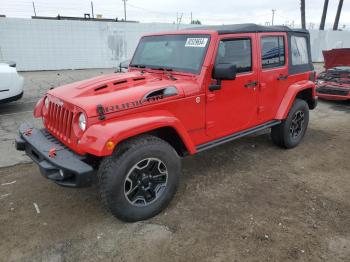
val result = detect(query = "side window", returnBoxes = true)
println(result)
[216,38,252,73]
[291,36,309,65]
[261,36,285,68]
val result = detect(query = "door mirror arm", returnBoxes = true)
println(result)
[209,80,222,91]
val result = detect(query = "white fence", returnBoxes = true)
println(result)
[310,29,350,62]
[0,18,196,71]
[1,18,350,70]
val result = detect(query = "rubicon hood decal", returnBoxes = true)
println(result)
[101,86,179,115]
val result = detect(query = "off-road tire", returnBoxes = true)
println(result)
[98,135,181,222]
[271,99,309,149]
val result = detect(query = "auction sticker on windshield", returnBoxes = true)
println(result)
[185,38,208,47]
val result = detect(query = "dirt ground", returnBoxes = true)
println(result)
[0,68,350,262]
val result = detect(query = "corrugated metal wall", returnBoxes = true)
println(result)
[309,29,350,62]
[0,18,196,71]
[1,18,350,70]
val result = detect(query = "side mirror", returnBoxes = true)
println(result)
[213,63,236,80]
[209,63,237,91]
[6,61,16,68]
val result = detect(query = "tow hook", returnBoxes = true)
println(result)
[49,148,57,158]
[24,128,33,136]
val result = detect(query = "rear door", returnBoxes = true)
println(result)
[258,32,289,122]
[205,33,259,138]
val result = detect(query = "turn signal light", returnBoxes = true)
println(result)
[106,141,115,150]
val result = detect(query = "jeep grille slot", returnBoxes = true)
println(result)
[47,101,74,142]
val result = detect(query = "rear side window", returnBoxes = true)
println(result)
[216,38,252,73]
[261,36,285,68]
[291,36,309,65]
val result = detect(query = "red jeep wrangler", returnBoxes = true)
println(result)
[16,24,317,222]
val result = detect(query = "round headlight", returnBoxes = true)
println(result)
[44,97,49,109]
[78,113,87,131]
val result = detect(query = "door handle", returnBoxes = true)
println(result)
[244,81,258,88]
[277,74,288,80]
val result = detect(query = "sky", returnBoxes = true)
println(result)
[1,0,350,29]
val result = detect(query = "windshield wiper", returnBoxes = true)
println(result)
[150,66,173,71]
[150,67,177,80]
[129,64,146,68]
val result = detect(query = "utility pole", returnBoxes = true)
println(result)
[32,1,37,16]
[122,0,127,21]
[320,0,329,30]
[176,13,183,30]
[190,12,193,24]
[300,0,306,29]
[333,0,344,30]
[91,1,94,18]
[271,9,276,26]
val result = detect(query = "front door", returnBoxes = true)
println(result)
[205,33,259,139]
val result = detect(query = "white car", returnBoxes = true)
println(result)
[0,62,24,104]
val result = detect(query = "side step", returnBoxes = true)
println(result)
[196,120,281,152]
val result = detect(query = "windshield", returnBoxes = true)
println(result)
[131,34,210,74]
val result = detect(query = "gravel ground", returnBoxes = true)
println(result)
[0,67,349,261]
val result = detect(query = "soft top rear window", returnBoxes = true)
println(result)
[291,36,309,65]
[287,32,313,75]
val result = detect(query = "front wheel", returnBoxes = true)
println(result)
[271,99,309,149]
[98,135,181,222]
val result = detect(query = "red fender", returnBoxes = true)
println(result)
[79,110,196,156]
[33,97,44,118]
[275,80,315,120]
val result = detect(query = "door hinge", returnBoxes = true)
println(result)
[206,121,215,129]
[258,106,265,114]
[207,93,215,102]
[259,83,267,90]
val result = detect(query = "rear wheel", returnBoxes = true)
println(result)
[271,99,309,149]
[98,135,181,222]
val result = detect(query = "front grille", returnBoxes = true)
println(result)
[46,101,74,142]
[317,86,350,96]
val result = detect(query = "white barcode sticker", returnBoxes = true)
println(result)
[185,38,208,47]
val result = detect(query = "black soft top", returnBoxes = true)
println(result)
[187,23,308,35]
[186,23,313,75]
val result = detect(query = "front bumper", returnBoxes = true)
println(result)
[15,123,95,188]
[0,91,23,104]
[316,85,350,101]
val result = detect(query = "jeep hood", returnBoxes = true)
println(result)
[323,48,350,69]
[48,71,194,117]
